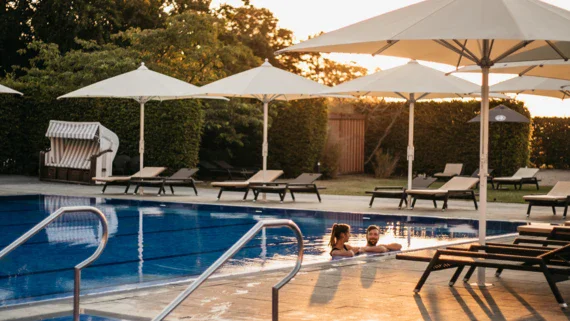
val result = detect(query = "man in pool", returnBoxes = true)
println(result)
[361,225,402,253]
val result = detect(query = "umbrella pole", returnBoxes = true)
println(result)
[262,101,269,200]
[140,102,145,173]
[407,95,415,208]
[477,65,490,286]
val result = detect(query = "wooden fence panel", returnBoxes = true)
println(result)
[328,113,365,174]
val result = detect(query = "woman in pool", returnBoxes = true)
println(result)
[329,223,361,257]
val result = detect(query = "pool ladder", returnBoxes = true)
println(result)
[0,206,109,321]
[152,219,304,321]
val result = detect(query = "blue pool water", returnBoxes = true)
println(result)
[0,194,524,307]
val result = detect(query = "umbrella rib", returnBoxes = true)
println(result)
[394,92,408,100]
[372,40,399,56]
[519,65,538,77]
[492,41,534,64]
[559,90,568,100]
[416,93,430,100]
[455,40,467,68]
[452,39,479,65]
[545,40,569,61]
[433,40,479,64]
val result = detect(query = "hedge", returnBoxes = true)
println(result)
[0,84,203,175]
[268,99,328,177]
[531,117,570,169]
[355,99,531,177]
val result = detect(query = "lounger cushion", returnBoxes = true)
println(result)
[517,225,570,234]
[92,167,166,182]
[211,181,250,188]
[433,163,463,177]
[434,173,457,178]
[523,195,567,201]
[92,176,132,182]
[407,177,478,196]
[494,168,539,181]
[523,181,570,201]
[407,189,449,195]
[211,170,284,187]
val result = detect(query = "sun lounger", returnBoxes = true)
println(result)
[406,177,479,211]
[493,168,540,190]
[198,160,229,179]
[524,181,570,218]
[93,167,166,194]
[366,176,437,209]
[397,243,570,308]
[211,170,284,200]
[131,168,200,196]
[462,168,494,189]
[250,173,325,203]
[433,163,463,180]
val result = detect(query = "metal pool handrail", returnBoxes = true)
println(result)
[153,219,304,321]
[0,206,109,321]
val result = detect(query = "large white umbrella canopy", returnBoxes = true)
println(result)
[452,42,570,80]
[197,59,350,180]
[0,84,23,95]
[59,63,226,172]
[323,60,506,196]
[490,76,570,100]
[277,0,570,288]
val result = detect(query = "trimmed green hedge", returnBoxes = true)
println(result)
[531,117,570,169]
[0,85,203,175]
[355,99,531,177]
[268,99,328,177]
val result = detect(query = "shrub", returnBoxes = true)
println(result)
[372,149,399,178]
[355,99,531,177]
[268,99,328,177]
[531,117,570,169]
[319,133,342,179]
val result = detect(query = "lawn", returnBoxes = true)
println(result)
[318,174,552,204]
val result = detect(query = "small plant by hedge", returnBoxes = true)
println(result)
[268,99,328,177]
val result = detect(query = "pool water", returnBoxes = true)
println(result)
[0,195,524,306]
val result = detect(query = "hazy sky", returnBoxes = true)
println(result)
[211,0,570,117]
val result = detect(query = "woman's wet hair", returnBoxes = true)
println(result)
[328,223,350,248]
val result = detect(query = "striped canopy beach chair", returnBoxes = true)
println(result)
[40,120,119,184]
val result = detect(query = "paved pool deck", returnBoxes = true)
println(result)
[2,175,570,320]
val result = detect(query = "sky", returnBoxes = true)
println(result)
[210,0,570,117]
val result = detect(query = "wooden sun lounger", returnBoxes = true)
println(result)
[131,168,200,196]
[366,176,437,209]
[250,173,325,203]
[211,170,284,200]
[406,177,479,211]
[524,181,570,218]
[433,163,463,181]
[93,167,166,194]
[493,168,540,190]
[397,243,570,308]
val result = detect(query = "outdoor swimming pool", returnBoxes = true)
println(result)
[0,194,525,306]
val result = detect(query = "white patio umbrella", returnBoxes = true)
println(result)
[323,60,506,200]
[453,42,570,81]
[196,59,350,181]
[0,84,23,95]
[277,0,570,288]
[490,76,570,100]
[58,63,226,172]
